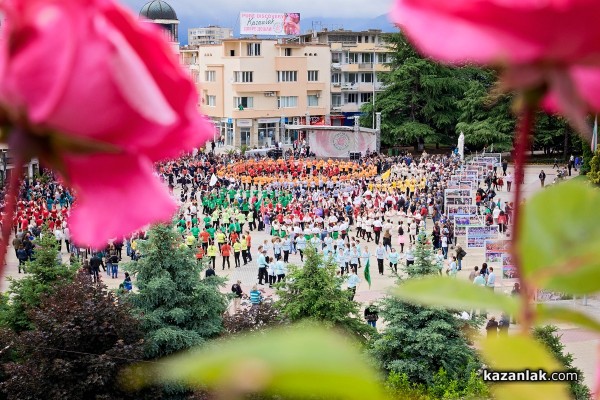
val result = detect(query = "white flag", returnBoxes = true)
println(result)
[209,174,218,186]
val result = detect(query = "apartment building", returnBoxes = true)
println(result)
[298,29,391,127]
[188,26,233,46]
[182,39,331,148]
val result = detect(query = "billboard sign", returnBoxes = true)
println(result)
[240,12,301,36]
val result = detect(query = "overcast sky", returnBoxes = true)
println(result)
[123,0,394,21]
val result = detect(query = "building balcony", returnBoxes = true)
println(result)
[358,63,373,69]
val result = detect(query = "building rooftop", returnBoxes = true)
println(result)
[139,0,177,21]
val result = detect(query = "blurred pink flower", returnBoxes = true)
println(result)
[391,0,600,66]
[0,0,212,246]
[391,0,600,119]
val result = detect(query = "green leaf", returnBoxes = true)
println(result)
[132,325,387,400]
[536,304,600,333]
[480,335,571,400]
[519,180,600,294]
[391,276,520,314]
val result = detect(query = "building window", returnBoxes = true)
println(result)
[284,48,292,56]
[361,73,373,83]
[206,95,216,106]
[247,43,261,56]
[258,123,276,147]
[348,53,359,64]
[277,96,298,108]
[277,71,298,82]
[332,52,342,63]
[234,97,254,109]
[331,93,342,107]
[307,95,319,107]
[223,122,234,145]
[346,73,358,84]
[234,71,253,83]
[308,70,319,82]
[362,53,373,63]
[205,70,216,82]
[377,53,388,63]
[360,93,372,103]
[345,93,357,103]
[331,73,341,83]
[240,128,251,146]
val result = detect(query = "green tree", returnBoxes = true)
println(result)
[0,229,77,331]
[406,231,439,278]
[365,32,474,148]
[127,224,228,360]
[533,325,591,400]
[275,245,374,341]
[1,272,158,400]
[455,73,515,151]
[369,232,484,393]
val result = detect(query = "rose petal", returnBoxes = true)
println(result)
[391,0,600,65]
[64,153,176,247]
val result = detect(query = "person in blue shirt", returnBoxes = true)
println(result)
[249,285,262,310]
[387,248,400,274]
[346,268,361,301]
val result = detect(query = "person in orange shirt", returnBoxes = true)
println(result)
[221,241,232,270]
[196,246,205,260]
[245,232,253,262]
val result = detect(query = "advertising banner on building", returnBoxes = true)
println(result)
[240,12,301,35]
[308,130,377,158]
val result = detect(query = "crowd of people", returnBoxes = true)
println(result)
[2,146,518,324]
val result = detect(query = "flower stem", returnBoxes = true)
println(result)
[511,105,534,334]
[0,157,22,283]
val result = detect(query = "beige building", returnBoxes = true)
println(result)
[181,39,331,148]
[188,26,233,46]
[298,29,391,127]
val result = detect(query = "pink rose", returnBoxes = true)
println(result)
[391,0,600,66]
[391,0,600,119]
[0,0,213,246]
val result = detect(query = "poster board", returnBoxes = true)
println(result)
[466,225,499,248]
[454,215,483,236]
[447,205,479,220]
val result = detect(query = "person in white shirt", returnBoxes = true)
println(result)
[487,267,496,290]
[375,244,386,275]
[346,268,361,300]
[53,228,64,252]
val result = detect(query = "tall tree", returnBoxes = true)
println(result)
[1,272,157,400]
[364,32,473,148]
[275,245,374,341]
[455,72,516,151]
[0,229,77,332]
[369,231,482,390]
[127,224,227,359]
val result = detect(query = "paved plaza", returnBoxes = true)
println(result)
[1,162,598,387]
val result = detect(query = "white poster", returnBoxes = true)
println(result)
[466,225,499,249]
[308,130,377,158]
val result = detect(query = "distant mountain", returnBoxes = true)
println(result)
[177,13,397,45]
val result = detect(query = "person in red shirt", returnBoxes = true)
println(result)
[221,242,232,270]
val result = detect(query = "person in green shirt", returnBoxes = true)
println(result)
[233,240,242,268]
[211,209,220,228]
[191,225,200,239]
[207,226,216,240]
[203,215,211,228]
[206,242,218,269]
[247,212,255,231]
